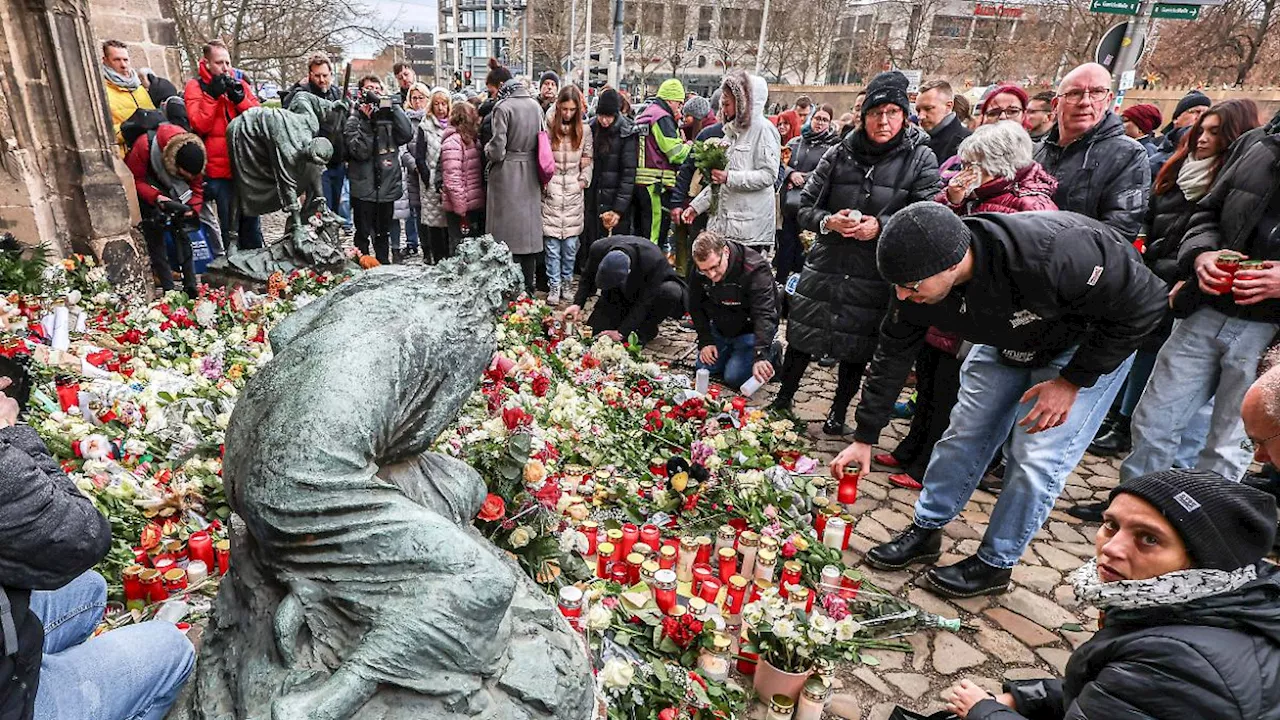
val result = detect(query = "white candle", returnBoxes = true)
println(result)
[186,560,208,585]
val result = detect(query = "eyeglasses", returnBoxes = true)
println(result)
[867,107,903,122]
[1057,87,1110,105]
[893,280,922,293]
[1240,430,1280,452]
[984,106,1024,120]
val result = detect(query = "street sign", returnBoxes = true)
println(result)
[1153,3,1201,18]
[1095,21,1144,70]
[898,69,923,94]
[1090,0,1138,14]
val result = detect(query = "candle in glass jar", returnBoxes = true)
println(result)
[820,565,841,596]
[698,578,722,604]
[759,535,780,555]
[123,565,146,609]
[725,575,748,615]
[687,596,710,621]
[794,677,831,720]
[766,694,795,720]
[716,547,737,584]
[640,560,660,586]
[790,586,813,615]
[692,564,713,596]
[749,578,772,604]
[186,560,208,585]
[153,557,176,576]
[754,548,778,584]
[694,536,713,565]
[214,539,230,574]
[715,524,737,552]
[658,545,677,569]
[653,569,677,613]
[140,568,166,602]
[841,568,862,599]
[557,586,583,630]
[582,521,600,557]
[840,513,855,550]
[163,568,187,594]
[737,530,760,579]
[698,632,732,683]
[632,542,653,559]
[639,524,661,549]
[620,524,639,558]
[187,531,214,570]
[811,497,830,536]
[625,553,645,585]
[677,537,697,582]
[822,517,847,550]
[596,542,616,578]
[610,563,630,585]
[779,560,803,598]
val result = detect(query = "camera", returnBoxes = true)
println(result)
[361,89,381,107]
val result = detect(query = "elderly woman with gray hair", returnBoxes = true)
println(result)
[874,120,1058,491]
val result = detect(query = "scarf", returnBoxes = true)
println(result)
[801,125,838,145]
[848,126,906,163]
[1177,155,1217,202]
[1071,558,1258,611]
[102,64,141,91]
[496,78,525,102]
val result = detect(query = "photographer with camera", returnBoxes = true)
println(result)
[344,75,415,264]
[125,125,206,297]
[183,39,261,255]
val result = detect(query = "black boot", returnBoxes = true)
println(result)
[1092,410,1119,443]
[1088,414,1132,457]
[924,555,1012,598]
[823,360,861,435]
[866,525,942,570]
[770,349,807,413]
[1066,501,1107,522]
[822,407,852,436]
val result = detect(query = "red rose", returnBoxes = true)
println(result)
[533,480,561,508]
[502,406,531,430]
[531,375,551,397]
[477,493,506,522]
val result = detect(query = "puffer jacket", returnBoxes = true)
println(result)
[440,127,485,215]
[183,59,259,180]
[344,104,415,204]
[1,425,113,720]
[1034,111,1150,239]
[935,162,1059,215]
[589,114,640,219]
[968,563,1280,720]
[414,113,448,227]
[787,125,941,362]
[401,109,426,212]
[542,128,594,239]
[104,74,155,152]
[690,74,781,248]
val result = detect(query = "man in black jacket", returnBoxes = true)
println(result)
[831,203,1166,598]
[0,377,194,719]
[688,231,779,389]
[283,52,349,228]
[916,79,971,163]
[343,75,414,264]
[1033,63,1149,239]
[564,235,686,344]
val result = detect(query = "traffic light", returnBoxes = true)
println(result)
[589,66,608,89]
[453,70,463,90]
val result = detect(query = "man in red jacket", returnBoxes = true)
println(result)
[184,39,261,254]
[125,124,206,297]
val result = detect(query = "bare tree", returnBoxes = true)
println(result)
[1145,0,1280,85]
[787,0,844,84]
[170,0,389,85]
[883,0,947,72]
[968,16,1018,84]
[760,9,804,83]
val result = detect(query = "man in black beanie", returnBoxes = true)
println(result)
[831,201,1168,598]
[1148,89,1212,178]
[563,235,686,343]
[539,71,560,112]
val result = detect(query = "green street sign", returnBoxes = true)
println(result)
[1090,0,1139,13]
[1153,3,1200,18]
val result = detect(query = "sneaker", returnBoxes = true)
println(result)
[817,355,839,368]
[547,286,561,306]
[1065,501,1107,522]
[893,391,918,419]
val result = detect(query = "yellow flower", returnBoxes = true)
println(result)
[523,458,547,486]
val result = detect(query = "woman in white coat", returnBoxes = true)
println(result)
[681,71,780,252]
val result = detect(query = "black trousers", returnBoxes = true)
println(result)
[419,224,451,265]
[141,213,197,297]
[891,343,964,480]
[774,213,806,283]
[513,252,539,294]
[588,280,685,343]
[446,210,484,253]
[353,199,395,263]
[778,348,866,422]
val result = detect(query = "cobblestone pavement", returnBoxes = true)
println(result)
[642,316,1112,720]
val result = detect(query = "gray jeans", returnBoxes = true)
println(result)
[1123,306,1278,482]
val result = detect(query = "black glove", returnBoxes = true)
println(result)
[224,76,246,104]
[206,73,227,97]
[158,199,190,217]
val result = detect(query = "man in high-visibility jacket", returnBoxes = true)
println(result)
[633,79,690,247]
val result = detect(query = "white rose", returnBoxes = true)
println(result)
[600,658,635,690]
[586,604,613,631]
[509,526,532,549]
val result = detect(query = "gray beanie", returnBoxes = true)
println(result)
[596,249,632,290]
[684,95,711,120]
[877,202,971,285]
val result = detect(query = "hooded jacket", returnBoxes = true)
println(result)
[689,74,781,249]
[573,235,682,338]
[183,59,259,180]
[935,162,1059,215]
[852,210,1167,445]
[439,126,485,215]
[688,240,779,360]
[1,425,113,720]
[786,124,941,362]
[124,123,206,213]
[635,98,689,187]
[968,563,1280,720]
[1033,111,1150,239]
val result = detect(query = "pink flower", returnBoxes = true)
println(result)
[822,593,850,620]
[781,539,798,558]
[763,505,778,519]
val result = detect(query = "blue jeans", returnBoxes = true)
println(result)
[320,166,350,226]
[1122,306,1277,482]
[32,571,195,720]
[544,236,579,289]
[390,213,419,253]
[915,344,1132,568]
[203,178,263,251]
[695,326,756,389]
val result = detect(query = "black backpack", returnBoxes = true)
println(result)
[120,108,165,151]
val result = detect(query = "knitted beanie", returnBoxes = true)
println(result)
[1111,469,1278,572]
[596,249,632,290]
[862,71,911,120]
[1172,90,1211,122]
[540,71,560,87]
[596,88,621,116]
[657,78,686,102]
[1122,103,1162,135]
[684,95,711,120]
[174,142,206,176]
[877,201,971,285]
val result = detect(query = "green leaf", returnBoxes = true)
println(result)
[1060,623,1083,632]
[652,660,668,683]
[509,432,532,459]
[860,655,880,666]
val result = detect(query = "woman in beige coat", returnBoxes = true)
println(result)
[540,85,593,305]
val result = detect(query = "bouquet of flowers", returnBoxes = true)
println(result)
[741,586,855,673]
[691,138,730,215]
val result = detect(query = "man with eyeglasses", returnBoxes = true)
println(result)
[1033,62,1149,239]
[916,80,971,164]
[688,231,780,390]
[830,201,1166,598]
[1241,364,1280,514]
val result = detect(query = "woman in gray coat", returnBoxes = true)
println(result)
[485,77,545,293]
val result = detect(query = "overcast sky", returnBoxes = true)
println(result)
[351,0,438,58]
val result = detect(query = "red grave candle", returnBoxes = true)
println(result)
[698,578,722,604]
[692,564,713,597]
[639,524,661,549]
[619,523,639,558]
[596,542,616,578]
[187,531,214,570]
[717,547,737,584]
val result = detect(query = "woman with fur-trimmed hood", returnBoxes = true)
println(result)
[682,70,780,251]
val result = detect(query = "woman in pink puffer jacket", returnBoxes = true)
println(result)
[440,101,486,250]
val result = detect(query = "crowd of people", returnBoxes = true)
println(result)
[17,39,1270,720]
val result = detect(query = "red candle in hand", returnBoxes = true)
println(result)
[838,471,860,506]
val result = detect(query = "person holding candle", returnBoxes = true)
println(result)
[0,376,195,720]
[943,469,1280,720]
[688,230,781,392]
[830,202,1167,598]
